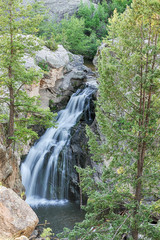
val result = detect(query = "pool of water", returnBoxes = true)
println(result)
[33,201,85,235]
[84,58,96,72]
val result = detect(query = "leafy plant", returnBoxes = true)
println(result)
[20,191,25,200]
[45,37,58,51]
[40,227,54,240]
[110,0,132,14]
[38,60,50,72]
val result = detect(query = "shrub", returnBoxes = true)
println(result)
[40,227,54,240]
[45,37,58,51]
[52,15,87,55]
[38,60,50,72]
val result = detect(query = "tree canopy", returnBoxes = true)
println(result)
[36,0,132,59]
[58,0,160,239]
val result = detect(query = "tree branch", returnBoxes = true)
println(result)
[112,213,131,240]
[14,82,26,96]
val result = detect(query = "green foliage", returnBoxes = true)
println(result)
[50,14,101,59]
[45,37,58,51]
[0,0,55,146]
[25,0,48,35]
[77,1,108,38]
[33,0,132,59]
[109,0,132,14]
[38,60,50,72]
[40,227,54,240]
[20,191,25,199]
[52,15,88,55]
[59,0,160,239]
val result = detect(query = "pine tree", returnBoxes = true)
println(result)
[58,0,160,239]
[0,0,54,147]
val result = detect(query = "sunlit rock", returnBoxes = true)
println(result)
[0,186,38,239]
[15,236,29,240]
[0,143,24,195]
[35,45,69,69]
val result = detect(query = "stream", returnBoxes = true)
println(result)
[21,82,97,234]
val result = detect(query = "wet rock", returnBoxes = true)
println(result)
[0,186,39,239]
[68,121,93,201]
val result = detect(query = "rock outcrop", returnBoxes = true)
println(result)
[0,142,24,195]
[0,186,38,240]
[36,45,69,69]
[23,0,97,21]
[25,45,95,109]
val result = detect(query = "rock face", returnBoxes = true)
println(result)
[26,45,95,109]
[0,141,24,196]
[65,89,96,201]
[68,122,92,201]
[0,186,39,240]
[23,0,97,21]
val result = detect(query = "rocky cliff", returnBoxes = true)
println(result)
[23,0,97,21]
[25,44,95,109]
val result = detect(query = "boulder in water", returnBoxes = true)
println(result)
[0,186,38,239]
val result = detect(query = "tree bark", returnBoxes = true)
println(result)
[7,0,14,147]
[8,84,14,147]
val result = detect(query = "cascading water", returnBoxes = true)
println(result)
[21,84,96,206]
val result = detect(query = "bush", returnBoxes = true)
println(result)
[38,60,49,72]
[52,16,88,55]
[77,1,108,38]
[45,37,58,51]
[40,227,54,240]
[110,0,132,14]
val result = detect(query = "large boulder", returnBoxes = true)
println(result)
[35,45,70,69]
[0,186,38,240]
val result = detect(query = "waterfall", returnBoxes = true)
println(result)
[21,84,96,206]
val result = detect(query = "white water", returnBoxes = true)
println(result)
[21,85,96,206]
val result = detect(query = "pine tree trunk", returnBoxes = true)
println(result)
[7,1,14,147]
[8,84,14,147]
[132,145,145,240]
[132,86,152,239]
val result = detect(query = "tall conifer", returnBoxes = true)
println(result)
[59,0,160,239]
[0,0,54,146]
